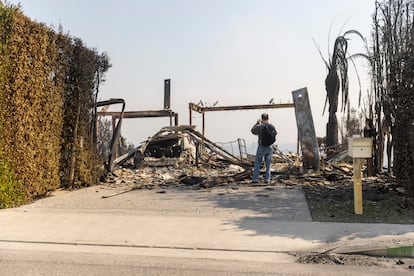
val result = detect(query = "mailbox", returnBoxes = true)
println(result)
[348,137,372,158]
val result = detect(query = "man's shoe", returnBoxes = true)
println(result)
[252,180,259,183]
[264,180,270,184]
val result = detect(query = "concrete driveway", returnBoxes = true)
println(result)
[1,182,413,258]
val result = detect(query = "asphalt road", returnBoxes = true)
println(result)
[1,245,411,276]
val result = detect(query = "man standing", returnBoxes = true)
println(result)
[251,113,277,183]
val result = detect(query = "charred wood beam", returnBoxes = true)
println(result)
[199,169,252,188]
[96,98,126,172]
[272,145,294,164]
[97,110,178,119]
[114,145,143,167]
[96,99,126,107]
[189,102,295,113]
[98,110,179,127]
[188,102,295,136]
[184,127,250,168]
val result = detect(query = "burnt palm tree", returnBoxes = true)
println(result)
[316,30,367,154]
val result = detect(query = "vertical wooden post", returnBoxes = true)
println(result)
[202,112,205,136]
[297,132,300,155]
[174,113,178,126]
[111,116,118,159]
[111,116,116,134]
[195,142,200,167]
[353,158,363,214]
[189,106,192,126]
[164,79,171,110]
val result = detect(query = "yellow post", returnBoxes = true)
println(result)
[353,158,363,214]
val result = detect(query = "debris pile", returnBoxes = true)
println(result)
[103,126,404,205]
[101,126,301,196]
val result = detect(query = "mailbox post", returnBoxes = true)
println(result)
[348,137,373,214]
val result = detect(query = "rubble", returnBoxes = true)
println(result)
[101,126,301,197]
[101,126,404,211]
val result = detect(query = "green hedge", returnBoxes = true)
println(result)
[0,2,110,207]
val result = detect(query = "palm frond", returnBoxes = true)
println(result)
[338,14,354,36]
[327,16,340,59]
[348,53,363,107]
[348,53,372,65]
[333,38,350,113]
[322,95,328,115]
[312,38,330,69]
[343,29,367,43]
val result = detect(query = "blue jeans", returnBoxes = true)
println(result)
[252,145,273,182]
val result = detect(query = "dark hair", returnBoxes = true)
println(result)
[261,113,269,120]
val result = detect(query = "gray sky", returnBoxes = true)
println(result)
[9,0,374,152]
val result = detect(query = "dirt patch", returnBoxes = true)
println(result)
[293,251,414,269]
[300,174,414,224]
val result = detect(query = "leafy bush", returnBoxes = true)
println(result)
[0,158,25,208]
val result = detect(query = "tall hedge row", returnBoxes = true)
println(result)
[0,3,110,207]
[372,0,414,198]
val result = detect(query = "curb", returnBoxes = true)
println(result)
[386,246,414,257]
[336,245,414,258]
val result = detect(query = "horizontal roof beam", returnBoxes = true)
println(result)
[189,103,294,113]
[97,110,177,119]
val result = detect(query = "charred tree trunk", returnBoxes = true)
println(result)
[325,69,340,155]
[68,103,81,187]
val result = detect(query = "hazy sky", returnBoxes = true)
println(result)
[9,0,375,152]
